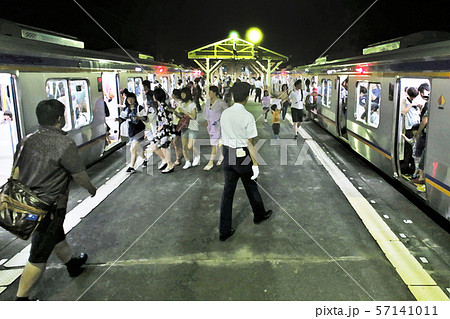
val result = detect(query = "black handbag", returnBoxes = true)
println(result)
[0,141,51,240]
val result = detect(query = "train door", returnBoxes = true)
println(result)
[425,78,449,218]
[0,73,21,185]
[102,72,120,150]
[336,75,349,139]
[395,78,430,195]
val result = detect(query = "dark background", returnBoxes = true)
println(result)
[2,0,449,67]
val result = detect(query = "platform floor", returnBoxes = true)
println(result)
[0,101,449,301]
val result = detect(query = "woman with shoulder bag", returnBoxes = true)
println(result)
[117,93,148,173]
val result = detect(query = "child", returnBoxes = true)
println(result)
[262,89,270,122]
[271,103,281,139]
[401,123,421,179]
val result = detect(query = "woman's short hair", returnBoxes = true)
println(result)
[180,87,192,103]
[125,92,137,107]
[209,85,221,97]
[36,99,65,125]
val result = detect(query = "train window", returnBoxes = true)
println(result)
[127,78,135,95]
[134,77,144,106]
[45,80,72,131]
[127,77,144,106]
[321,79,332,107]
[355,81,380,128]
[368,83,381,128]
[69,80,91,129]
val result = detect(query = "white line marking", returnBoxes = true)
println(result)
[403,220,413,224]
[383,215,390,219]
[419,257,429,264]
[0,259,7,266]
[399,233,407,238]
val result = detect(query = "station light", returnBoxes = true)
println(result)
[158,67,164,73]
[246,27,263,44]
[134,67,143,72]
[229,31,239,40]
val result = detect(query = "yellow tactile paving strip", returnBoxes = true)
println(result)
[291,116,449,301]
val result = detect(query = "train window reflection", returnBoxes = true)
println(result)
[69,80,91,129]
[45,80,72,131]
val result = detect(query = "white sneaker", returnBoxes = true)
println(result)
[264,119,267,123]
[192,156,200,167]
[183,161,192,170]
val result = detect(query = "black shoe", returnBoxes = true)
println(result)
[66,253,88,277]
[219,228,235,241]
[294,135,298,140]
[254,210,273,224]
[125,167,136,174]
[142,160,148,168]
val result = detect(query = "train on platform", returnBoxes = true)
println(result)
[0,19,196,186]
[273,32,450,221]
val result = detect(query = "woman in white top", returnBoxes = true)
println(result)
[177,87,200,169]
[203,86,228,170]
[401,87,421,174]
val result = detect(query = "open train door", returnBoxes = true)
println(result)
[336,75,348,139]
[426,78,450,219]
[102,72,121,151]
[0,73,22,185]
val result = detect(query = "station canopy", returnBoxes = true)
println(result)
[188,36,288,86]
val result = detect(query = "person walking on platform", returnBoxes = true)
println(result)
[219,82,273,241]
[178,87,200,169]
[14,99,97,301]
[289,80,304,139]
[254,77,263,103]
[203,86,227,170]
[118,93,148,173]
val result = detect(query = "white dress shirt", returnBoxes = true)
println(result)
[220,103,258,148]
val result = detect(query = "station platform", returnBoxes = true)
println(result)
[0,101,449,301]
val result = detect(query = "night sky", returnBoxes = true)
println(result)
[2,0,450,67]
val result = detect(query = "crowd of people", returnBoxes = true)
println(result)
[400,82,430,188]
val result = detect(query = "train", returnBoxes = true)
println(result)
[0,19,197,186]
[273,31,449,221]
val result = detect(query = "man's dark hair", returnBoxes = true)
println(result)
[294,80,302,88]
[209,85,221,98]
[407,87,419,99]
[231,82,251,103]
[153,87,166,103]
[270,104,277,111]
[172,88,181,99]
[120,88,129,95]
[36,99,65,125]
[142,80,151,89]
[418,83,430,93]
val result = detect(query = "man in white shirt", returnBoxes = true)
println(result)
[289,80,304,139]
[254,77,263,103]
[219,82,273,241]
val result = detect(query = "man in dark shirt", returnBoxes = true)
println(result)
[14,99,97,301]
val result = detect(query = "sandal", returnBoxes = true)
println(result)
[203,163,213,171]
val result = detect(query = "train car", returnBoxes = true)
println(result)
[292,32,450,220]
[0,19,188,185]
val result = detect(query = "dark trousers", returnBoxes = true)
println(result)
[220,146,266,233]
[402,129,415,173]
[272,123,280,135]
[254,88,262,103]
